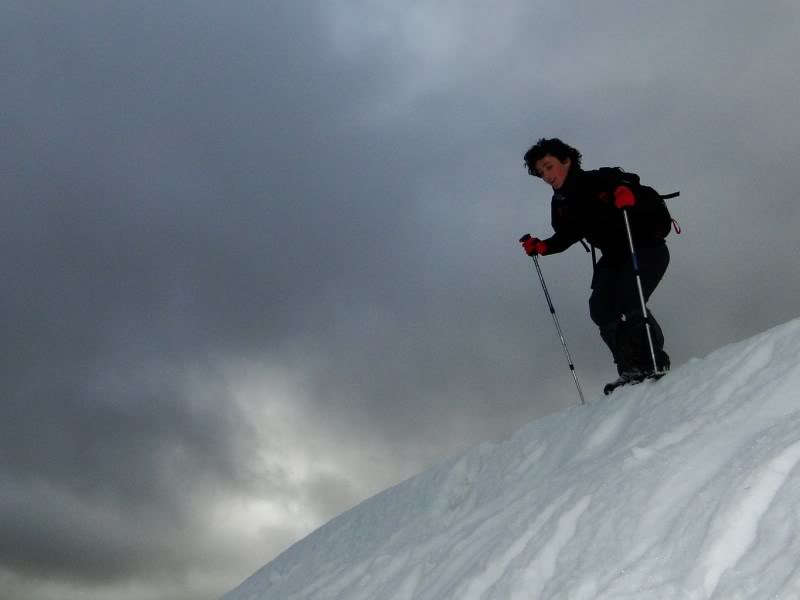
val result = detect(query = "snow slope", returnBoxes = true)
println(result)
[223,318,800,600]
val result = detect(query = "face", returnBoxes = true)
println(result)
[533,154,571,190]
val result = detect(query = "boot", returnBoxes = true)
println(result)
[620,311,670,375]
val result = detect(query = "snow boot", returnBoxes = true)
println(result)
[603,368,648,395]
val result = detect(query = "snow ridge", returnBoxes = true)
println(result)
[223,318,800,600]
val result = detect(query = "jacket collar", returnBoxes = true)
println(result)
[553,166,584,200]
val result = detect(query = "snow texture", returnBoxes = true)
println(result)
[223,318,800,600]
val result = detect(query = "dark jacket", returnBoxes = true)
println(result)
[543,167,667,258]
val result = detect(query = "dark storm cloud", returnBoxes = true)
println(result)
[2,1,800,599]
[0,0,372,591]
[2,0,478,593]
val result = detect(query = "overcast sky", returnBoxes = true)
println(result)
[2,2,799,599]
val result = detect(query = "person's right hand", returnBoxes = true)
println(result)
[519,234,548,256]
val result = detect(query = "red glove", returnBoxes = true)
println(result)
[519,234,547,256]
[614,185,636,209]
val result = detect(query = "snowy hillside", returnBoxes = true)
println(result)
[223,319,800,600]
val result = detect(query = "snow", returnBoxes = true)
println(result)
[222,318,800,600]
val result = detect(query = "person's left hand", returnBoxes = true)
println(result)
[614,185,635,209]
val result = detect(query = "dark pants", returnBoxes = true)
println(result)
[589,243,670,374]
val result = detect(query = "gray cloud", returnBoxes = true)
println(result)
[1,1,799,598]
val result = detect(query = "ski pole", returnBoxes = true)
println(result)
[521,236,586,405]
[621,210,661,374]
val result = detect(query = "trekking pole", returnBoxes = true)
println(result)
[621,210,660,374]
[521,237,586,405]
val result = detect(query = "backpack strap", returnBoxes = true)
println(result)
[660,191,681,233]
[578,239,597,269]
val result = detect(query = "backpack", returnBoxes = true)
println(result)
[597,167,680,239]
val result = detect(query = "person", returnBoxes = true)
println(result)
[519,138,670,385]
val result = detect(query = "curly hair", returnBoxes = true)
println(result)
[523,138,582,177]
